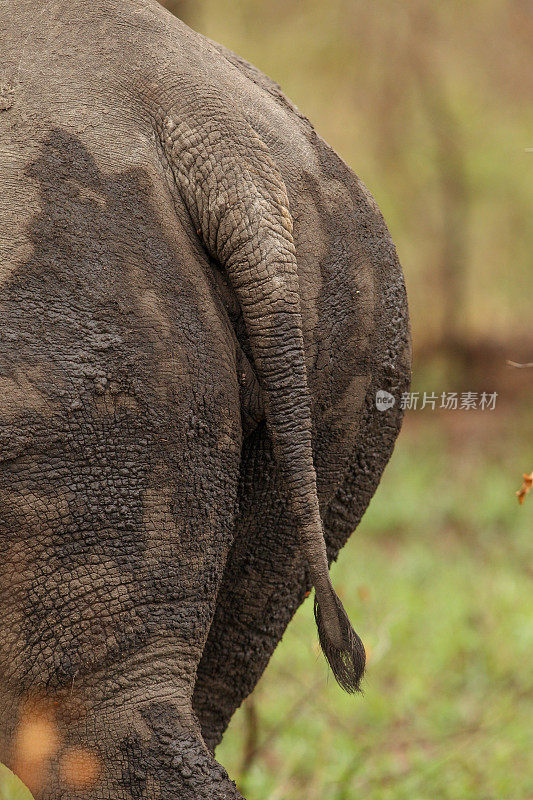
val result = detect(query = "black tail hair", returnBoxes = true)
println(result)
[314,586,366,693]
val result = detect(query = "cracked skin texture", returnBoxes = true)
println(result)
[0,1,411,798]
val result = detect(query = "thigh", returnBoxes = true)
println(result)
[0,256,243,796]
[193,287,411,752]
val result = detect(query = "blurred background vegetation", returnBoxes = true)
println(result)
[157,1,533,798]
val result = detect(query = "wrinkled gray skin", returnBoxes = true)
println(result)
[0,1,411,797]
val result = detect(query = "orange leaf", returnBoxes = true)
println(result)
[60,749,101,791]
[516,471,533,505]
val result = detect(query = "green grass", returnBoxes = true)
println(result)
[0,763,35,800]
[217,406,533,800]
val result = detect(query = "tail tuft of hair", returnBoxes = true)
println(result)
[314,587,366,693]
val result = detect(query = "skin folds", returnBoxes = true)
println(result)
[0,1,410,796]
